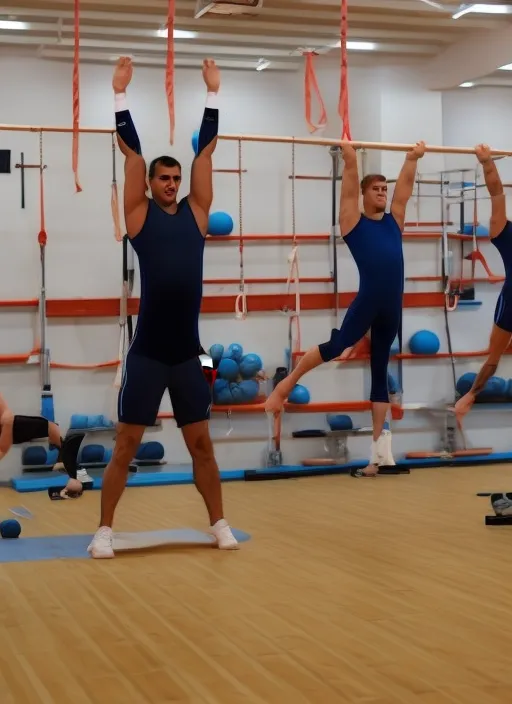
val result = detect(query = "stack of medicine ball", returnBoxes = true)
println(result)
[210,343,263,405]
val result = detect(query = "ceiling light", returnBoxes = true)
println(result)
[157,28,198,39]
[256,58,270,71]
[498,63,512,70]
[0,20,28,30]
[453,4,512,19]
[459,81,474,87]
[347,41,376,51]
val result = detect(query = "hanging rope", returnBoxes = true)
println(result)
[339,0,352,140]
[166,0,176,144]
[38,131,47,251]
[72,0,82,192]
[285,140,302,369]
[303,51,327,134]
[235,139,247,319]
[110,133,123,242]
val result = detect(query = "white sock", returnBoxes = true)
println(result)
[212,519,228,529]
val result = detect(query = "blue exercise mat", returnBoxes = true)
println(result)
[0,528,251,563]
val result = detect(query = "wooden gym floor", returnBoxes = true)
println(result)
[1,465,512,704]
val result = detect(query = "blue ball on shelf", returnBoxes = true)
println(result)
[409,330,440,356]
[288,384,310,404]
[208,212,234,237]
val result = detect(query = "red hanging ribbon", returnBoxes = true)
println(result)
[338,0,352,141]
[303,51,327,134]
[166,0,176,145]
[72,0,82,192]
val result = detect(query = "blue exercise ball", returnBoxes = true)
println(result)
[229,382,245,404]
[208,212,234,237]
[288,384,310,404]
[462,223,489,237]
[478,376,507,401]
[327,414,352,431]
[217,358,239,381]
[409,330,440,356]
[456,372,477,396]
[238,379,259,402]
[224,343,243,362]
[239,353,263,379]
[0,519,21,539]
[209,343,224,364]
[192,129,199,155]
[22,446,47,466]
[215,384,234,405]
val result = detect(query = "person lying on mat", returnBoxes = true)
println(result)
[87,56,238,559]
[454,143,512,420]
[266,140,425,477]
[0,393,83,494]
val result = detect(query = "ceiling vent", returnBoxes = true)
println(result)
[195,0,263,19]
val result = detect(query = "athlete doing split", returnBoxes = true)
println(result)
[266,141,426,476]
[0,392,84,495]
[88,57,238,558]
[455,144,512,419]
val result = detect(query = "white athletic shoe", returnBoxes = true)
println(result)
[211,519,239,550]
[88,526,114,559]
[77,468,93,483]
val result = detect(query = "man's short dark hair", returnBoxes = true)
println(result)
[149,156,182,180]
[360,174,387,194]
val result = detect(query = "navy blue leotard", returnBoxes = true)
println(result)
[118,198,212,428]
[491,220,512,333]
[318,213,404,403]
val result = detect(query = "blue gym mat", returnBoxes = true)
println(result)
[12,468,245,493]
[0,528,251,563]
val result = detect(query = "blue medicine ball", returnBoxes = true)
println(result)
[478,376,507,401]
[327,414,352,431]
[22,446,47,466]
[456,372,477,396]
[80,444,105,464]
[239,353,263,379]
[238,379,259,402]
[224,343,244,362]
[217,358,239,381]
[288,384,310,404]
[215,385,234,405]
[462,223,489,237]
[209,343,224,363]
[409,330,440,356]
[0,519,21,539]
[208,212,234,237]
[192,129,199,155]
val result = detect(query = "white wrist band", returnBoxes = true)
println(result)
[115,92,128,112]
[206,92,219,110]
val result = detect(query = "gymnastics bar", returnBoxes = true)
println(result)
[0,124,115,135]
[219,133,512,157]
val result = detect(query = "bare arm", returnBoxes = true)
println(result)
[475,144,506,238]
[339,144,361,237]
[0,404,14,459]
[113,57,148,238]
[391,141,425,231]
[189,59,220,235]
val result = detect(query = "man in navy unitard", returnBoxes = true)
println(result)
[266,141,425,476]
[88,57,238,558]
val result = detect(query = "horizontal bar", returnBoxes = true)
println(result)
[205,277,333,285]
[0,123,115,135]
[207,234,330,242]
[219,133,512,156]
[213,169,247,174]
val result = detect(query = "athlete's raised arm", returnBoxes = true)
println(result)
[339,143,361,237]
[189,59,220,236]
[390,141,425,231]
[476,143,506,238]
[113,57,148,238]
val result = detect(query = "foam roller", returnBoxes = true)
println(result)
[136,442,165,461]
[22,446,47,466]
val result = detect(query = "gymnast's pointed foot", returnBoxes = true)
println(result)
[88,526,115,559]
[210,519,239,549]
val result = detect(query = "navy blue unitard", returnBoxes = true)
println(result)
[118,198,212,428]
[492,220,512,333]
[318,213,404,403]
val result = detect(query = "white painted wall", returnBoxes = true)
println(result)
[0,52,510,480]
